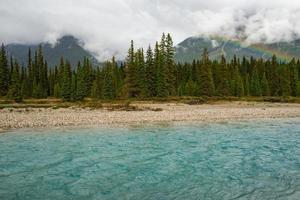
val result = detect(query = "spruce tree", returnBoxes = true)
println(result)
[244,74,250,96]
[125,40,139,97]
[145,46,156,97]
[184,79,197,96]
[111,57,122,98]
[155,40,168,97]
[165,33,176,96]
[269,55,280,96]
[91,67,103,99]
[61,60,72,101]
[136,49,147,97]
[250,65,262,96]
[103,61,115,99]
[71,71,77,100]
[235,73,245,97]
[0,44,9,96]
[215,56,229,96]
[53,83,61,98]
[261,72,270,96]
[7,60,22,102]
[289,59,298,96]
[297,81,300,97]
[76,62,87,100]
[231,58,244,97]
[279,66,291,96]
[27,48,33,97]
[199,48,215,96]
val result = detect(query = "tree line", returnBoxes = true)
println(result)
[1,33,300,102]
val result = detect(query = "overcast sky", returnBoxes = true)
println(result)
[1,0,300,60]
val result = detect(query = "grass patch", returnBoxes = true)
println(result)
[1,96,300,109]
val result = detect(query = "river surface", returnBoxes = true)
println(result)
[1,119,300,200]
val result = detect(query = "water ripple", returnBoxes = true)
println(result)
[0,119,300,200]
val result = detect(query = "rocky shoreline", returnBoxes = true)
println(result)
[1,102,300,130]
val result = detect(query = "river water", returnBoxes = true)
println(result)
[1,119,300,199]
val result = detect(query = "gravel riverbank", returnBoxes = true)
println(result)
[1,102,300,130]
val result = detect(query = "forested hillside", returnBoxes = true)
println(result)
[6,36,98,69]
[1,33,300,102]
[175,37,300,63]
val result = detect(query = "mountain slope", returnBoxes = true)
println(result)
[6,36,98,68]
[175,36,300,63]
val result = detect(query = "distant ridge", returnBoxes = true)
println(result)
[5,36,98,69]
[6,35,300,67]
[175,36,300,63]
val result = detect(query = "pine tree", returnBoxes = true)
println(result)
[7,60,22,102]
[235,73,245,97]
[37,45,47,97]
[145,46,156,97]
[125,40,139,97]
[279,66,291,96]
[199,48,215,96]
[83,57,93,96]
[155,40,168,97]
[184,79,198,96]
[27,48,33,97]
[261,72,270,96]
[91,67,103,99]
[103,61,115,99]
[71,71,77,100]
[231,57,244,97]
[76,62,87,100]
[53,83,61,98]
[244,74,250,96]
[215,56,229,96]
[297,81,300,96]
[0,44,9,96]
[269,55,280,96]
[111,57,122,98]
[136,48,147,97]
[61,60,72,101]
[289,59,298,96]
[165,33,176,96]
[21,67,31,98]
[250,65,262,96]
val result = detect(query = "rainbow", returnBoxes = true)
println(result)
[210,35,297,62]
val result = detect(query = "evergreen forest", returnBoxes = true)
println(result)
[1,33,300,102]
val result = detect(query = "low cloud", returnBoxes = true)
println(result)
[1,0,300,60]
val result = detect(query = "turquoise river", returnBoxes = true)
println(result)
[1,119,300,199]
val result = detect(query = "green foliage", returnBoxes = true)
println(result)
[297,81,300,97]
[165,33,176,96]
[244,74,250,96]
[7,61,22,102]
[125,40,140,98]
[76,61,87,100]
[91,67,102,99]
[289,59,298,96]
[250,65,262,96]
[198,49,215,96]
[155,39,168,97]
[184,79,198,96]
[0,44,9,96]
[145,46,156,97]
[53,83,60,98]
[261,73,270,96]
[1,33,299,101]
[215,56,230,96]
[103,61,116,99]
[61,60,72,101]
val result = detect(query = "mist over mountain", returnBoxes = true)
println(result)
[5,34,300,67]
[6,36,98,69]
[175,36,300,63]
